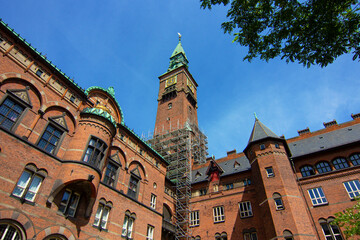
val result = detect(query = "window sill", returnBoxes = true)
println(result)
[240,215,253,219]
[312,203,329,208]
[92,225,108,232]
[214,220,225,224]
[10,194,35,206]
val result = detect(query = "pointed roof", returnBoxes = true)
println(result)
[248,118,280,144]
[170,40,187,60]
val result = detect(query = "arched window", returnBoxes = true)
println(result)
[300,165,315,177]
[243,228,258,240]
[332,158,349,170]
[319,218,344,240]
[0,221,26,240]
[316,161,332,174]
[283,230,293,240]
[273,193,284,210]
[82,136,108,169]
[215,232,227,240]
[122,211,136,240]
[349,153,360,166]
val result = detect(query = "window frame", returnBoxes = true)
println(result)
[82,136,108,169]
[273,194,284,210]
[316,161,332,174]
[58,189,81,218]
[93,202,111,230]
[103,159,120,188]
[308,187,328,206]
[213,206,225,223]
[0,93,29,132]
[332,157,349,170]
[239,201,253,218]
[320,221,344,240]
[349,153,360,166]
[150,194,157,209]
[189,210,200,227]
[36,121,66,155]
[146,225,154,240]
[300,165,316,177]
[0,221,26,240]
[243,232,258,240]
[12,169,44,203]
[265,167,275,178]
[121,213,135,239]
[127,174,140,200]
[343,180,360,199]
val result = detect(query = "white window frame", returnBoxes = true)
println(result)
[122,215,134,239]
[0,223,23,240]
[146,225,154,240]
[189,211,200,227]
[320,222,344,240]
[93,203,110,229]
[266,167,274,177]
[12,170,43,202]
[239,201,253,218]
[308,187,328,206]
[213,206,225,223]
[58,189,80,217]
[150,194,157,209]
[343,180,360,199]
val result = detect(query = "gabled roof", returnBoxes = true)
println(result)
[205,160,224,176]
[191,156,251,184]
[248,118,280,144]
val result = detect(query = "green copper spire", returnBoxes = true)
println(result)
[168,33,189,72]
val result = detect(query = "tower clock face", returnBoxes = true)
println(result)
[187,78,195,93]
[165,76,177,88]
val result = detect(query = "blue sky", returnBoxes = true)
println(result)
[2,1,360,159]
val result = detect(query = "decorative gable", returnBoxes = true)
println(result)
[49,114,68,131]
[8,87,32,106]
[131,166,142,179]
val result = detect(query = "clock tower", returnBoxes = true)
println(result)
[154,35,199,135]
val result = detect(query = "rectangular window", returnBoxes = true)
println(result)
[12,170,43,202]
[274,198,284,210]
[103,161,119,187]
[0,98,25,131]
[239,201,253,218]
[244,232,258,240]
[343,180,360,199]
[82,137,107,168]
[122,215,134,239]
[150,194,157,209]
[308,187,328,206]
[36,69,43,77]
[199,188,207,196]
[58,189,80,217]
[146,225,154,240]
[213,206,225,223]
[94,204,110,229]
[127,175,139,199]
[225,183,234,190]
[266,167,274,177]
[37,124,63,154]
[189,211,200,227]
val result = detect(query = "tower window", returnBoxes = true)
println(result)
[266,167,274,178]
[273,193,284,210]
[82,137,108,169]
[36,69,43,77]
[168,103,172,109]
[274,143,280,148]
[260,144,265,150]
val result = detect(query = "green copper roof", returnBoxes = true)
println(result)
[81,107,117,128]
[85,86,125,125]
[167,36,189,72]
[171,40,187,59]
[0,19,85,94]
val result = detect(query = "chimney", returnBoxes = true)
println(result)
[297,127,310,136]
[227,149,236,156]
[351,113,360,120]
[323,120,337,128]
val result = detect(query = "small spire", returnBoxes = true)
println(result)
[178,32,182,42]
[254,112,258,120]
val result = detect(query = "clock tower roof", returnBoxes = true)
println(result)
[168,34,189,72]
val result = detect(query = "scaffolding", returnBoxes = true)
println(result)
[147,122,208,240]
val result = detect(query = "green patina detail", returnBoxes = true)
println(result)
[168,38,189,72]
[0,19,85,93]
[85,86,125,125]
[81,107,117,128]
[122,124,168,165]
